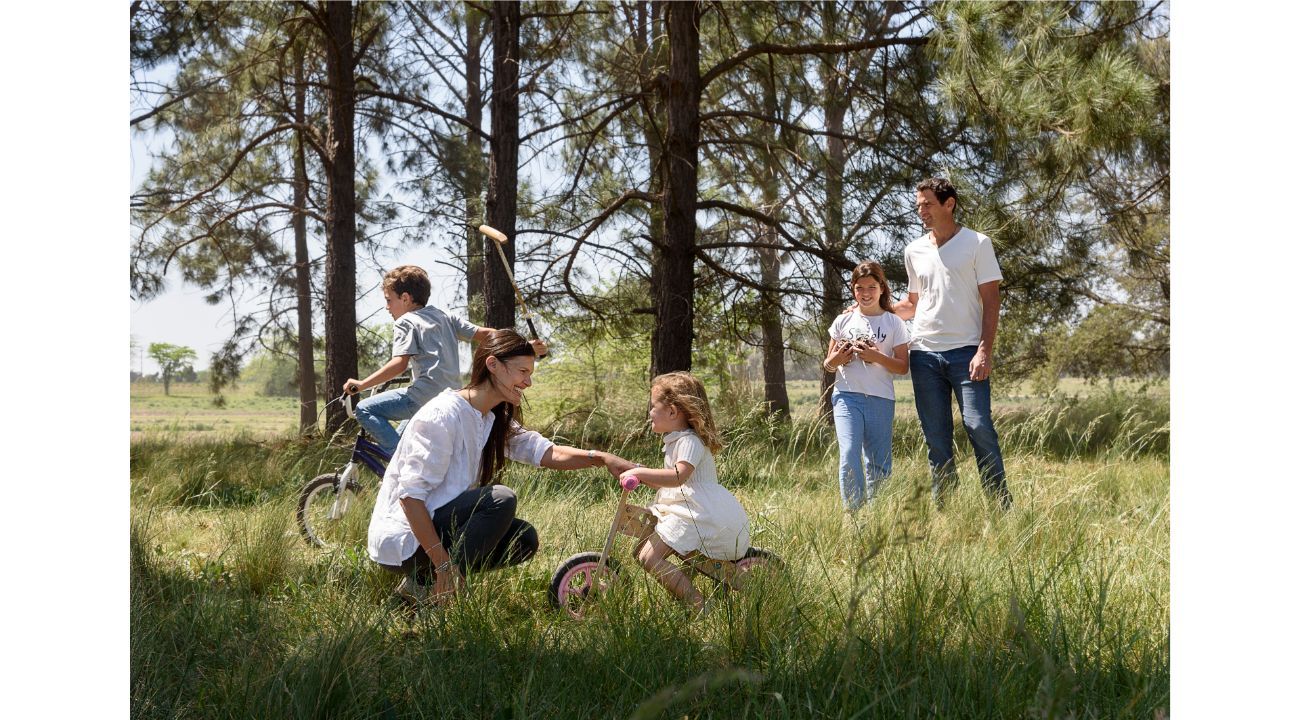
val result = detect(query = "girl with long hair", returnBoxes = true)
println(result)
[617,372,750,612]
[824,261,911,510]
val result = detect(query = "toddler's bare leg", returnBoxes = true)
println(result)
[636,535,703,610]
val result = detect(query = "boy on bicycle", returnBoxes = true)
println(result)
[344,265,545,455]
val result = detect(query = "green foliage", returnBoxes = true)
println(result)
[147,342,198,395]
[1026,306,1168,393]
[240,351,300,398]
[933,1,1158,169]
[924,1,1169,387]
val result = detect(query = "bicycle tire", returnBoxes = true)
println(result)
[731,546,782,590]
[549,551,621,619]
[297,473,367,548]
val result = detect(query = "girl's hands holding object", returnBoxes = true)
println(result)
[618,467,641,487]
[853,339,888,365]
[830,340,857,367]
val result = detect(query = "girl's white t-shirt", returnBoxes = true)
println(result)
[827,309,910,400]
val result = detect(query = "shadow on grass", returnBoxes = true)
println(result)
[132,529,1168,720]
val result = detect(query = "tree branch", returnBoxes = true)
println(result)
[702,34,928,87]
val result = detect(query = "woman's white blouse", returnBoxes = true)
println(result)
[367,389,553,565]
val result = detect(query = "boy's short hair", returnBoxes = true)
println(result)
[917,177,958,209]
[383,265,431,306]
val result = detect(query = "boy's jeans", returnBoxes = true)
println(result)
[909,346,1012,509]
[831,390,895,511]
[354,389,424,456]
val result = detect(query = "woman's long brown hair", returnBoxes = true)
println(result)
[466,329,536,487]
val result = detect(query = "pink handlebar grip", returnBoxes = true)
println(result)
[620,475,640,491]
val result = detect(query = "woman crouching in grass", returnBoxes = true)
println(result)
[367,329,636,605]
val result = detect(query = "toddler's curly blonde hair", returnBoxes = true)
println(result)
[651,372,724,453]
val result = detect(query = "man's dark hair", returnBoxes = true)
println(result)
[917,177,958,209]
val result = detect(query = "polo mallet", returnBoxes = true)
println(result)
[478,224,545,349]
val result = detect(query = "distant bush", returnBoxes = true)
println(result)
[240,353,299,397]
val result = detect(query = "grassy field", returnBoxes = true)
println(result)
[131,376,1168,718]
[131,381,303,440]
[130,375,1167,442]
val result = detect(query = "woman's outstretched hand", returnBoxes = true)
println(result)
[602,452,638,479]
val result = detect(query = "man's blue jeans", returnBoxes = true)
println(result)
[832,390,895,511]
[910,346,1012,509]
[354,389,424,456]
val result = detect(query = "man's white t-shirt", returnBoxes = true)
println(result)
[904,227,1002,352]
[827,310,910,400]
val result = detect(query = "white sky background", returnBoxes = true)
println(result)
[3,2,1296,717]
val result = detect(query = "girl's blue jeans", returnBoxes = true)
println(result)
[831,390,895,511]
[355,389,424,456]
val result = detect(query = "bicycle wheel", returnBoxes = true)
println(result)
[549,551,620,619]
[297,473,370,549]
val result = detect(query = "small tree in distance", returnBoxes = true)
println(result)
[148,342,197,396]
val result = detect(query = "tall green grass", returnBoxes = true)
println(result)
[132,395,1168,718]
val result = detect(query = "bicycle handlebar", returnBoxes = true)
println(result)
[336,377,412,420]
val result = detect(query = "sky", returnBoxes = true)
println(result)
[6,2,1299,717]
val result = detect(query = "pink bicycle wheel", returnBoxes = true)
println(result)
[549,551,620,619]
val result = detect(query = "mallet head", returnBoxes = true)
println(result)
[478,224,508,244]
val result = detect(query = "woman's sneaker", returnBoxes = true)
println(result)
[395,576,432,605]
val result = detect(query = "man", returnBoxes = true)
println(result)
[893,178,1012,510]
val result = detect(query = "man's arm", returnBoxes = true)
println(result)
[893,292,919,321]
[969,280,1000,382]
[345,355,410,394]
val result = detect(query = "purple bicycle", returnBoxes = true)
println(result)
[295,379,405,548]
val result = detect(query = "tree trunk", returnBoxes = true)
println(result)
[759,241,788,417]
[322,0,358,433]
[758,72,789,418]
[818,0,847,424]
[292,42,318,436]
[484,0,521,332]
[651,0,700,376]
[464,7,487,324]
[638,1,667,366]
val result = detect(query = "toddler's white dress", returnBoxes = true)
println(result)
[650,430,750,561]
